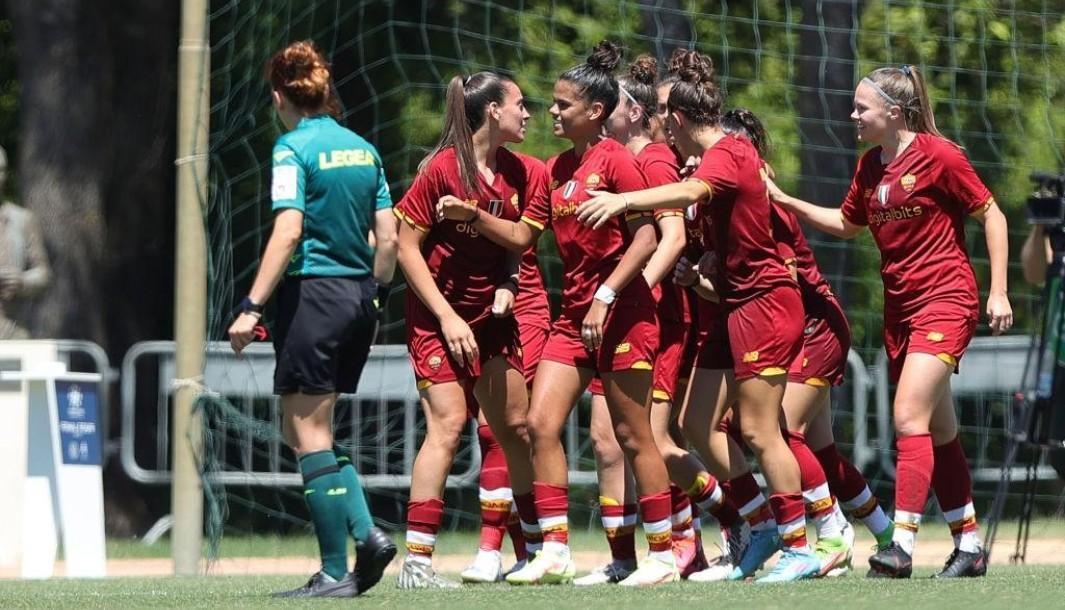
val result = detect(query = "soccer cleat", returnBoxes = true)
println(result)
[728,527,780,580]
[618,555,680,587]
[673,536,699,579]
[504,557,529,578]
[396,555,461,589]
[461,549,504,583]
[724,520,751,569]
[505,546,576,585]
[866,541,913,579]
[755,548,822,584]
[272,571,358,598]
[573,560,636,586]
[814,534,851,578]
[354,526,397,594]
[821,521,855,578]
[687,553,734,582]
[932,548,987,578]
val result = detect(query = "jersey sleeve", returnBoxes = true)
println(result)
[840,153,871,226]
[688,144,738,205]
[937,141,994,215]
[371,146,393,210]
[520,158,551,231]
[270,142,306,212]
[394,161,439,232]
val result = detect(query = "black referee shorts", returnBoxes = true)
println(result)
[272,276,376,395]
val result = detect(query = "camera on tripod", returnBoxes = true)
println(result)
[1025,172,1065,227]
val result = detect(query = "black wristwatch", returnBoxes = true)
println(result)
[240,296,264,315]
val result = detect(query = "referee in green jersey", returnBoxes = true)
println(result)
[228,40,398,598]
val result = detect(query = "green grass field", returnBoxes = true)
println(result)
[1,566,1063,609]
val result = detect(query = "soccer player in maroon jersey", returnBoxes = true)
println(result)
[766,65,1012,579]
[438,41,680,587]
[721,108,893,577]
[393,71,545,588]
[577,50,821,583]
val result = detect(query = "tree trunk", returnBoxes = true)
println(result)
[796,0,866,298]
[8,0,111,342]
[637,0,694,61]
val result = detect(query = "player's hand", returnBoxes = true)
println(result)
[673,256,698,287]
[492,283,516,318]
[987,290,1014,335]
[697,250,718,278]
[581,299,609,351]
[576,190,626,229]
[679,155,700,178]
[436,195,478,222]
[228,312,260,358]
[441,313,479,367]
[765,177,788,205]
[0,270,22,300]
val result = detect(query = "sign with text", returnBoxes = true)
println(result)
[55,381,101,466]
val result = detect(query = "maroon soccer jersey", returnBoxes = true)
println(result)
[638,142,689,324]
[395,146,530,326]
[688,134,794,309]
[520,137,649,320]
[770,202,832,302]
[511,151,552,330]
[840,133,993,319]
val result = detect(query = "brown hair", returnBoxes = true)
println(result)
[560,40,623,121]
[863,65,942,137]
[617,54,658,130]
[419,72,513,197]
[721,108,771,158]
[266,40,339,116]
[667,49,723,126]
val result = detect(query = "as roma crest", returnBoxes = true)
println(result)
[584,173,602,189]
[900,173,917,193]
[510,193,520,209]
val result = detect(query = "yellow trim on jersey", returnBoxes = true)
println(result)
[804,377,830,387]
[394,208,429,233]
[624,211,653,222]
[687,177,713,201]
[520,215,545,231]
[652,389,672,402]
[758,367,788,377]
[968,196,995,217]
[654,210,685,218]
[630,360,654,371]
[416,379,434,390]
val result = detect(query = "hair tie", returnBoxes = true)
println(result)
[462,74,471,86]
[861,77,901,107]
[900,64,913,76]
[618,85,639,108]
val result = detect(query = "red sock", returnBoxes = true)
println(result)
[670,483,694,538]
[600,497,637,562]
[476,424,511,552]
[406,498,445,557]
[507,510,528,561]
[688,472,741,528]
[895,433,934,514]
[513,491,543,553]
[769,492,808,550]
[785,430,833,521]
[639,490,673,554]
[813,443,869,502]
[728,472,774,529]
[932,436,978,536]
[533,482,569,545]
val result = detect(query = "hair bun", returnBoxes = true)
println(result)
[668,49,714,85]
[629,54,658,86]
[586,40,622,73]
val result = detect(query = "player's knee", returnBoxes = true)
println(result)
[893,399,932,437]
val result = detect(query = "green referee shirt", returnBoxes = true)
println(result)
[271,115,392,278]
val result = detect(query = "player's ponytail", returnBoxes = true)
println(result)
[560,40,623,120]
[266,40,339,116]
[420,72,512,197]
[863,65,943,138]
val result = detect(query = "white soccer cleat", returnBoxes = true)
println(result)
[618,555,680,587]
[687,553,734,582]
[396,555,461,589]
[573,560,636,586]
[460,549,503,583]
[822,521,855,578]
[505,546,576,585]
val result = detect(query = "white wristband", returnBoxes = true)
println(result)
[593,284,616,305]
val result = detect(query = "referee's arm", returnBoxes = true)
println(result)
[372,208,399,285]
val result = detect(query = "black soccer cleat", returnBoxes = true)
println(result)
[272,571,357,598]
[932,548,987,578]
[355,526,398,594]
[866,541,913,578]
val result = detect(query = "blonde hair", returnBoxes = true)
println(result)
[862,65,942,137]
